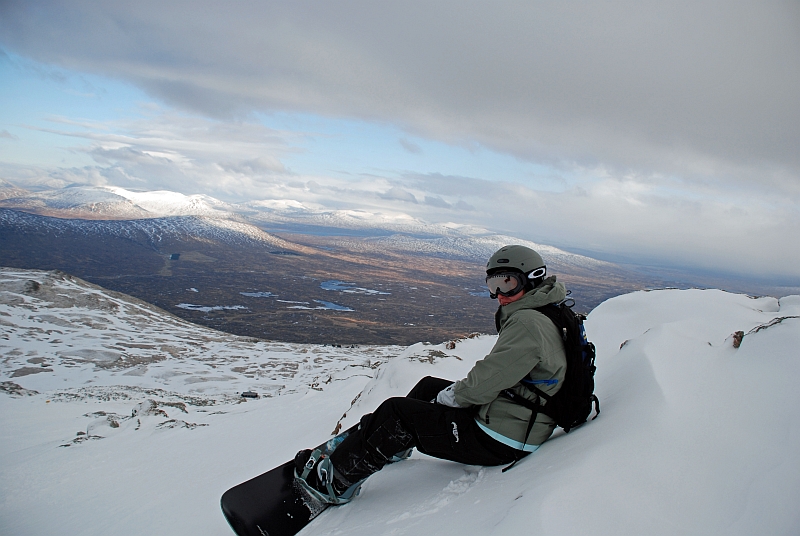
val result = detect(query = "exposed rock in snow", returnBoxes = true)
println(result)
[0,381,39,397]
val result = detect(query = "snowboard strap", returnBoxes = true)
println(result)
[299,448,323,481]
[296,449,339,504]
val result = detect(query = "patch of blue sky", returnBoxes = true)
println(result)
[256,112,571,193]
[0,52,150,168]
[1,53,586,195]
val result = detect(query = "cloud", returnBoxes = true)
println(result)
[48,166,115,187]
[399,138,421,154]
[218,156,287,175]
[423,195,450,208]
[407,172,492,199]
[8,109,301,200]
[0,129,18,140]
[1,1,798,195]
[380,186,417,203]
[453,200,475,211]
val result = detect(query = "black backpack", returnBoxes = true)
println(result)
[500,299,599,467]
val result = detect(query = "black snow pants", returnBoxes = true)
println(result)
[329,376,521,487]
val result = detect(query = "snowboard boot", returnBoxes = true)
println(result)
[294,449,364,505]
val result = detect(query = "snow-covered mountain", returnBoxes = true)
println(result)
[105,186,238,218]
[242,195,616,270]
[0,185,237,220]
[1,182,608,270]
[246,195,614,271]
[0,208,297,250]
[0,178,31,201]
[239,201,438,235]
[0,185,155,219]
[327,233,613,270]
[2,268,799,535]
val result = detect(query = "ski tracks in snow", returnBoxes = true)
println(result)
[302,463,488,536]
[386,465,486,523]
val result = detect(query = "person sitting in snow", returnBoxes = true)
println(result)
[295,245,568,504]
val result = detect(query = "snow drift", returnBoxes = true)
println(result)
[1,270,798,535]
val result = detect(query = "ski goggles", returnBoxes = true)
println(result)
[486,272,526,299]
[485,267,546,299]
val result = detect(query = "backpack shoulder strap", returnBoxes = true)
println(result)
[499,388,539,472]
[532,302,569,342]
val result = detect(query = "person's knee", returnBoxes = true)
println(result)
[408,376,450,400]
[366,397,405,424]
[408,376,434,395]
[381,396,407,412]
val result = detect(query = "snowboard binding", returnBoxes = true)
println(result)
[293,449,363,505]
[292,424,413,506]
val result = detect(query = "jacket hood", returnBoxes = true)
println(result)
[495,276,567,332]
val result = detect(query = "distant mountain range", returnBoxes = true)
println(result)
[0,182,237,220]
[0,208,296,251]
[0,182,609,267]
[0,180,747,344]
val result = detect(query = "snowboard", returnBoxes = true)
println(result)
[221,428,353,536]
[220,459,328,536]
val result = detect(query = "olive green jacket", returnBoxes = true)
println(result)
[453,276,568,449]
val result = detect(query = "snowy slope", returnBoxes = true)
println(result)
[0,269,402,398]
[1,269,799,535]
[303,290,800,536]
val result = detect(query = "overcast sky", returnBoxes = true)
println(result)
[1,1,799,281]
